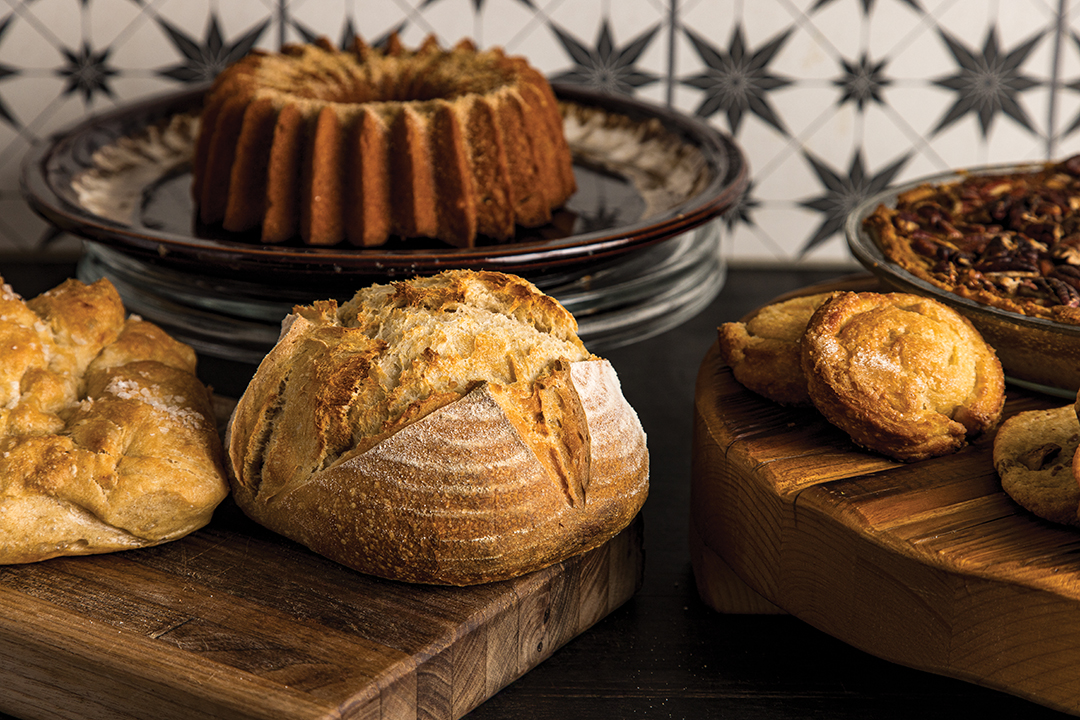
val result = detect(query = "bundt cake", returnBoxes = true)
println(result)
[192,34,577,248]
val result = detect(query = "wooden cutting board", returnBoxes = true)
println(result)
[0,498,643,720]
[690,278,1080,716]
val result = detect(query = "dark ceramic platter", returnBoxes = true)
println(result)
[21,84,748,285]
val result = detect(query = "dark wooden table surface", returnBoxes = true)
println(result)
[0,257,1072,719]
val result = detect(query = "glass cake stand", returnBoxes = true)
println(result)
[23,83,747,363]
[74,219,724,363]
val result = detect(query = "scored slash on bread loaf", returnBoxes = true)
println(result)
[0,278,229,564]
[226,270,649,585]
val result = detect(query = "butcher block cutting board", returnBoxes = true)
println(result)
[0,497,643,720]
[690,277,1080,716]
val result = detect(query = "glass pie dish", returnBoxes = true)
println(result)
[846,162,1080,398]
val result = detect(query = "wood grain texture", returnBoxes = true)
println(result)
[691,314,1080,716]
[0,500,643,720]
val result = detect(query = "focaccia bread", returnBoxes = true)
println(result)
[800,291,1005,462]
[0,277,229,564]
[226,269,649,585]
[717,292,833,406]
[994,405,1080,527]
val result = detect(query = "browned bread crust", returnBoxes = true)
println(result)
[0,278,228,563]
[226,270,649,585]
[717,292,833,406]
[193,35,576,248]
[800,291,1005,462]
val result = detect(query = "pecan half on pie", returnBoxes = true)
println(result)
[863,155,1080,325]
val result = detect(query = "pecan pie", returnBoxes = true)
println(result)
[863,156,1080,325]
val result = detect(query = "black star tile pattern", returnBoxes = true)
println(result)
[549,20,661,95]
[834,53,891,110]
[932,27,1043,137]
[798,150,911,256]
[812,0,923,14]
[290,16,409,50]
[156,14,270,84]
[0,15,20,129]
[723,179,760,233]
[421,0,535,11]
[1063,32,1080,136]
[0,0,1074,263]
[680,25,793,135]
[57,42,118,104]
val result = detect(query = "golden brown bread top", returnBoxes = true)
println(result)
[246,358,647,585]
[226,269,648,585]
[230,269,593,503]
[210,34,554,120]
[800,291,1005,462]
[0,278,228,564]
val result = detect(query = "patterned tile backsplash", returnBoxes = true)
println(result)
[2,0,1079,265]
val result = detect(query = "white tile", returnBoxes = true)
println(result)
[411,0,483,45]
[286,0,350,44]
[11,0,84,54]
[88,0,149,51]
[470,0,542,49]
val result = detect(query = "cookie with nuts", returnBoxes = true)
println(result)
[994,404,1080,528]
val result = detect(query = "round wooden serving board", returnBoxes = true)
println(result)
[690,277,1080,716]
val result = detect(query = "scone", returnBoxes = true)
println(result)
[800,291,1005,462]
[994,405,1080,527]
[717,292,833,405]
[226,269,649,585]
[0,277,229,563]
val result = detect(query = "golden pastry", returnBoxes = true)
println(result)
[717,292,833,406]
[801,291,1005,462]
[0,277,228,563]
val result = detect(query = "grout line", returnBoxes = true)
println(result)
[666,0,676,107]
[1049,0,1067,158]
[278,0,287,49]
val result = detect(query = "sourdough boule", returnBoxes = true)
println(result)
[226,269,649,585]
